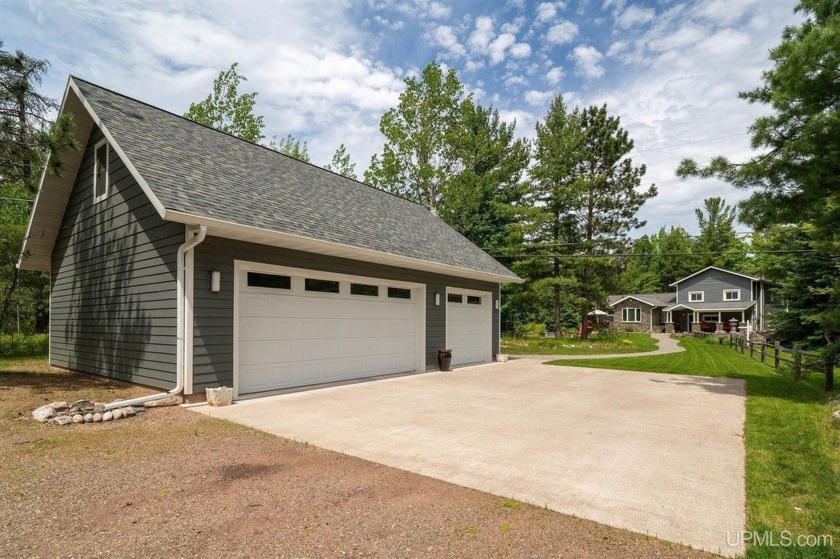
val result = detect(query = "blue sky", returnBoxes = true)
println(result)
[2,0,799,234]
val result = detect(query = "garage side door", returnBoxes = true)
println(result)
[237,267,422,395]
[446,289,491,367]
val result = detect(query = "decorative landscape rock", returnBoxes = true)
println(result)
[49,401,69,412]
[32,405,56,423]
[206,387,233,407]
[144,395,183,408]
[36,398,151,426]
[69,399,94,413]
[832,410,840,421]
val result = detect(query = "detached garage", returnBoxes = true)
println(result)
[19,77,521,402]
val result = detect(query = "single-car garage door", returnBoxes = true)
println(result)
[235,264,424,396]
[446,288,492,367]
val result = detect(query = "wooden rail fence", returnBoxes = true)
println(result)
[725,335,835,391]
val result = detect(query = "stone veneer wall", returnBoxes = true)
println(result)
[612,301,659,332]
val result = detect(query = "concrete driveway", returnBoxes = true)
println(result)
[193,359,746,556]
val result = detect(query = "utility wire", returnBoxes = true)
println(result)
[0,196,35,202]
[491,249,816,259]
[631,132,750,155]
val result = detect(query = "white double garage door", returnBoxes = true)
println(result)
[235,263,492,396]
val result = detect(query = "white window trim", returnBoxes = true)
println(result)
[723,289,740,301]
[688,291,704,302]
[622,307,642,323]
[93,139,109,204]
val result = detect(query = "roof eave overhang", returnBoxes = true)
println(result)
[608,295,662,308]
[18,77,167,272]
[669,265,761,287]
[164,210,523,285]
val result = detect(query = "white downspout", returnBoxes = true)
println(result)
[105,225,207,410]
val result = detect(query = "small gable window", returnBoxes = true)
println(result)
[688,291,704,302]
[93,140,109,203]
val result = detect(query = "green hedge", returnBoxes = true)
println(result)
[0,334,49,357]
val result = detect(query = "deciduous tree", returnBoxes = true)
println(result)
[184,63,265,143]
[324,143,356,179]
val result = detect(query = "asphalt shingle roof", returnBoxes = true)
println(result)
[73,78,518,281]
[608,292,676,307]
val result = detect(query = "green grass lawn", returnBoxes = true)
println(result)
[501,332,658,355]
[552,337,840,559]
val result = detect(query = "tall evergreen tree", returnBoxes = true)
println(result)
[677,0,840,352]
[0,41,77,333]
[526,98,655,338]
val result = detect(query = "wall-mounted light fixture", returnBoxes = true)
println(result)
[434,292,441,306]
[494,299,499,310]
[210,270,221,293]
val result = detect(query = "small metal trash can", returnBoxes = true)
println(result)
[438,349,452,371]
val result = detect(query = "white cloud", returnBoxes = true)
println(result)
[489,33,517,64]
[525,89,554,106]
[570,45,605,78]
[434,25,465,57]
[372,15,405,30]
[545,20,579,44]
[510,42,532,58]
[501,16,526,34]
[504,75,528,88]
[535,2,558,24]
[468,16,495,51]
[546,66,564,85]
[606,40,627,57]
[464,59,486,71]
[615,5,655,29]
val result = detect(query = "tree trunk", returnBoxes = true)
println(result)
[0,265,20,333]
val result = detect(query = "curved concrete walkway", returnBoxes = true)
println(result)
[510,332,685,360]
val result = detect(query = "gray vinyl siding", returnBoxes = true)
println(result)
[191,236,500,392]
[677,269,753,304]
[50,127,184,389]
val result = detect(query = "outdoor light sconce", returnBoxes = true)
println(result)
[434,293,441,306]
[210,270,221,293]
[494,299,499,310]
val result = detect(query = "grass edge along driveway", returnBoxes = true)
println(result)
[551,337,840,559]
[501,332,658,355]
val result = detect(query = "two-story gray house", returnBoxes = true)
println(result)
[18,77,521,403]
[609,266,781,334]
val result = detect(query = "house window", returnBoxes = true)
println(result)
[447,293,463,303]
[305,278,340,293]
[467,295,482,305]
[350,283,379,297]
[247,272,290,290]
[387,287,411,299]
[688,291,704,302]
[93,140,109,203]
[723,289,740,301]
[622,307,641,323]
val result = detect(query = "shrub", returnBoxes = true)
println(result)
[0,334,49,357]
[515,322,547,338]
[596,327,624,342]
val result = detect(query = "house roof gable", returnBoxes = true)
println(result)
[669,266,761,287]
[20,77,520,284]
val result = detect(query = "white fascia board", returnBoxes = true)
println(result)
[68,79,166,218]
[163,209,523,285]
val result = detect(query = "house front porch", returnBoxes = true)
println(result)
[664,302,755,334]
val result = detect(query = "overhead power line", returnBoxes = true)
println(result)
[0,196,35,202]
[491,249,817,259]
[631,132,750,155]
